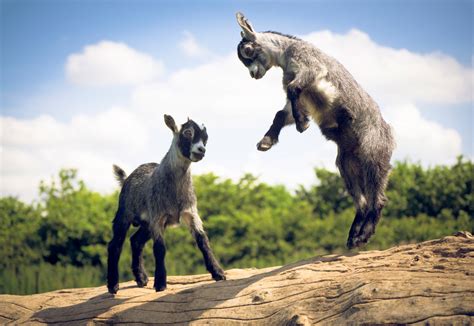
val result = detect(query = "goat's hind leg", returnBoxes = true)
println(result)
[257,101,294,151]
[337,153,368,249]
[350,161,390,248]
[130,226,151,288]
[107,210,131,294]
[345,158,389,248]
[348,198,385,249]
[354,202,384,247]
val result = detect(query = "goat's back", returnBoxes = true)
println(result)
[286,40,395,154]
[116,162,158,224]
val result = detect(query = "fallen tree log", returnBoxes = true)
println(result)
[1,232,473,325]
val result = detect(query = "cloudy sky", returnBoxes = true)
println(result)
[1,0,472,202]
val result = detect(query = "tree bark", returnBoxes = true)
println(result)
[1,232,473,325]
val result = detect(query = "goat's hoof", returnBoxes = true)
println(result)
[155,285,167,292]
[136,279,148,288]
[257,136,275,151]
[135,274,149,288]
[347,235,368,249]
[213,272,226,281]
[346,238,357,250]
[347,222,376,249]
[296,121,310,133]
[108,284,119,294]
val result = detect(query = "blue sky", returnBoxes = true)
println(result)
[2,0,472,105]
[1,0,472,200]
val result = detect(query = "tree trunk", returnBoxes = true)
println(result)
[1,232,473,325]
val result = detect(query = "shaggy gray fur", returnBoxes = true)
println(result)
[236,12,395,249]
[107,115,225,294]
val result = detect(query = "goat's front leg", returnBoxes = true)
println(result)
[257,100,295,151]
[284,67,314,133]
[287,84,310,133]
[152,234,167,291]
[182,211,226,281]
[195,229,226,281]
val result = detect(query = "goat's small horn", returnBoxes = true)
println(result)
[187,117,190,122]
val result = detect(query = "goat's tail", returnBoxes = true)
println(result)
[112,164,127,187]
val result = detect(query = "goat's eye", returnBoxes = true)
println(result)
[183,129,193,139]
[242,45,255,58]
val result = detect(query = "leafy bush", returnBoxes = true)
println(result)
[0,158,472,294]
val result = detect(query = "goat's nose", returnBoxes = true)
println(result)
[250,70,255,78]
[198,146,206,154]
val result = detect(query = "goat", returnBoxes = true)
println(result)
[107,114,226,294]
[236,13,395,249]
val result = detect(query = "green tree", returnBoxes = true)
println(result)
[296,168,352,218]
[1,159,472,295]
[0,197,41,267]
[385,157,474,218]
[37,169,117,267]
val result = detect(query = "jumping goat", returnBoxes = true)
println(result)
[107,115,226,294]
[236,13,395,248]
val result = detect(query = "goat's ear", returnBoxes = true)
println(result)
[164,114,178,133]
[236,12,256,41]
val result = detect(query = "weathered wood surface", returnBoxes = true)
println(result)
[1,232,473,325]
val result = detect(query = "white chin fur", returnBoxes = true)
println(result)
[190,153,204,162]
[252,66,265,79]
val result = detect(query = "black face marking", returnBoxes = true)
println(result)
[241,43,255,58]
[237,40,260,67]
[177,120,208,160]
[237,39,272,75]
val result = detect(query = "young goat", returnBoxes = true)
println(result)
[236,13,395,248]
[107,115,226,294]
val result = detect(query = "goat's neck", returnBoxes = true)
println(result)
[258,33,296,69]
[161,140,191,180]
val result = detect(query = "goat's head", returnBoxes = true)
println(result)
[236,12,273,80]
[164,114,208,162]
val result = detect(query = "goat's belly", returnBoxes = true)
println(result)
[301,92,338,129]
[158,210,181,229]
[300,78,339,127]
[301,94,323,125]
[165,214,181,226]
[139,210,181,228]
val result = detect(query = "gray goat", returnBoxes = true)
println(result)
[107,115,226,294]
[236,13,395,248]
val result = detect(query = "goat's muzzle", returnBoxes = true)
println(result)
[191,149,205,162]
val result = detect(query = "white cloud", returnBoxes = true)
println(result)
[1,108,150,200]
[384,103,462,165]
[178,31,210,58]
[2,108,148,152]
[300,29,467,166]
[131,54,283,122]
[65,41,163,86]
[2,31,471,201]
[303,29,473,105]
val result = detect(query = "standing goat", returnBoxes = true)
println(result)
[107,115,226,294]
[236,13,395,248]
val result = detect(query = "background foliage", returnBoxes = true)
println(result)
[1,157,472,294]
